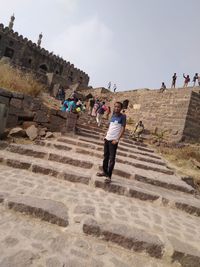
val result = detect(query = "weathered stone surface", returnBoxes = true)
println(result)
[7,145,46,158]
[0,95,10,105]
[45,131,53,138]
[74,205,95,216]
[9,127,27,138]
[22,121,37,129]
[7,195,69,226]
[0,88,12,98]
[10,98,23,109]
[49,153,93,169]
[46,257,62,267]
[170,236,200,267]
[0,250,37,267]
[83,219,164,258]
[6,159,31,170]
[32,164,59,177]
[175,202,200,217]
[129,188,159,201]
[3,236,19,247]
[38,128,47,137]
[57,110,68,119]
[12,92,24,99]
[0,192,9,203]
[6,114,18,128]
[34,111,49,123]
[26,125,38,141]
[95,179,126,196]
[135,174,194,194]
[63,172,90,185]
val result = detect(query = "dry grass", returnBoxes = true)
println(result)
[0,62,46,96]
[157,144,200,182]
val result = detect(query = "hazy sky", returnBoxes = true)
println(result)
[0,0,200,91]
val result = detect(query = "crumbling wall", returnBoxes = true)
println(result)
[0,88,77,133]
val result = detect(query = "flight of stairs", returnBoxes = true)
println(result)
[0,112,200,267]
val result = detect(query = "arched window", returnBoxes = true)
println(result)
[39,64,48,72]
[4,47,14,59]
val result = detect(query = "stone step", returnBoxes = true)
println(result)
[58,136,160,160]
[58,136,171,175]
[76,124,130,139]
[94,175,200,217]
[76,128,146,149]
[0,150,90,185]
[34,139,194,196]
[83,218,200,266]
[77,136,155,154]
[51,135,166,167]
[74,137,172,175]
[6,143,93,169]
[83,218,164,259]
[0,193,68,227]
[0,144,196,215]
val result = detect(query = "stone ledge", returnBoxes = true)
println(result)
[83,219,164,259]
[135,174,194,194]
[6,195,69,227]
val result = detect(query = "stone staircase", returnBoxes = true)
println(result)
[0,113,200,266]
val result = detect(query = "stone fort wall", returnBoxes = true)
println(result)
[0,23,89,91]
[83,87,200,142]
[114,88,200,142]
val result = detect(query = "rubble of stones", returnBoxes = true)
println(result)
[0,88,72,140]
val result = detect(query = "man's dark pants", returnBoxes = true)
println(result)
[103,139,118,178]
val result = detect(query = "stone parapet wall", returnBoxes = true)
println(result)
[0,88,77,132]
[112,89,193,142]
[183,91,200,141]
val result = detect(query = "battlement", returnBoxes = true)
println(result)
[0,22,89,90]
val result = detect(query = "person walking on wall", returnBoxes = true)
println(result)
[183,74,190,87]
[108,81,111,90]
[96,102,126,183]
[171,73,177,88]
[192,73,198,87]
[113,84,117,93]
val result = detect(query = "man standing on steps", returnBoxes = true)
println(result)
[97,102,126,183]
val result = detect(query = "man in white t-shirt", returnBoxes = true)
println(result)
[97,102,126,183]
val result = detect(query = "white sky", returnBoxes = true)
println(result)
[0,0,200,91]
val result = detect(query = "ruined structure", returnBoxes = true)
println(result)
[0,16,90,93]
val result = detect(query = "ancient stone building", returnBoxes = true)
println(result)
[0,16,89,93]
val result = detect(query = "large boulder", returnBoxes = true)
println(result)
[9,127,27,138]
[26,125,38,141]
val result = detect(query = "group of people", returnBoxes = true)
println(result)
[61,97,86,113]
[108,82,117,92]
[160,73,200,92]
[88,97,111,127]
